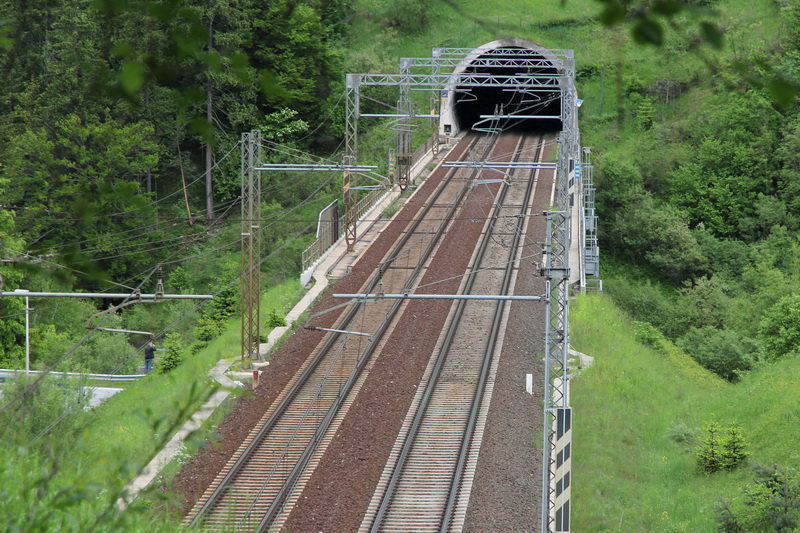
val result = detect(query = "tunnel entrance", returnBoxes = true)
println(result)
[449,46,563,135]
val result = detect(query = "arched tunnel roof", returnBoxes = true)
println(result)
[440,41,568,136]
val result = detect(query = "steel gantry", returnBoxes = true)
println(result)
[343,46,573,252]
[342,44,587,531]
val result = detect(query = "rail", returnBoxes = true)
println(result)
[186,134,483,531]
[364,133,543,532]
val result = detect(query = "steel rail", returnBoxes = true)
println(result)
[187,133,488,530]
[254,133,503,532]
[367,133,543,532]
[441,135,544,531]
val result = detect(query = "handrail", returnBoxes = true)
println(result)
[0,368,145,382]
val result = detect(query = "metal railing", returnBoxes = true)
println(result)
[0,368,145,382]
[301,132,440,274]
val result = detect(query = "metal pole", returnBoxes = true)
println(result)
[11,289,31,372]
[25,295,29,373]
[0,292,213,299]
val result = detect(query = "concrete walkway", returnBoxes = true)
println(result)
[122,143,445,505]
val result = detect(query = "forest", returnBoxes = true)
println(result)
[2,0,800,530]
[0,0,353,373]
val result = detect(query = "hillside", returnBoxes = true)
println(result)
[2,0,800,530]
[572,293,800,530]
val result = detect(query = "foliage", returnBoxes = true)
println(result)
[677,327,758,382]
[66,330,140,375]
[716,465,800,532]
[158,332,184,374]
[193,281,239,344]
[695,420,749,474]
[603,271,688,338]
[383,0,431,33]
[759,295,800,362]
[267,309,288,328]
[0,268,26,367]
[632,320,663,347]
[0,373,88,447]
[666,421,701,447]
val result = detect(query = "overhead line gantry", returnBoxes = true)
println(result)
[342,43,584,533]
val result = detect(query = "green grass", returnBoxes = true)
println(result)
[571,292,800,531]
[67,279,307,491]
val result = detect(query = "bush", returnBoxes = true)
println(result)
[759,294,800,361]
[267,309,287,328]
[715,465,800,532]
[604,274,685,338]
[632,320,663,347]
[0,374,87,447]
[695,420,749,474]
[383,0,430,33]
[666,422,701,447]
[677,327,757,382]
[158,333,184,375]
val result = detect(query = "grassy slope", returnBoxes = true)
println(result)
[70,281,305,494]
[571,293,800,531]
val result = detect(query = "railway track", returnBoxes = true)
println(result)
[361,134,546,532]
[184,131,519,531]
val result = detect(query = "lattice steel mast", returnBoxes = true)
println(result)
[542,51,577,533]
[241,130,262,368]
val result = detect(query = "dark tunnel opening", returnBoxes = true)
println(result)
[454,47,562,134]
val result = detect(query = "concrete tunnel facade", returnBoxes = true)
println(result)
[439,39,566,138]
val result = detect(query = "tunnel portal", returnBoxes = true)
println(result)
[448,46,563,135]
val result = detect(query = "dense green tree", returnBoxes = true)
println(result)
[3,113,160,280]
[691,225,749,280]
[663,92,782,238]
[158,332,185,374]
[717,465,800,532]
[0,268,26,368]
[759,294,800,362]
[608,196,704,281]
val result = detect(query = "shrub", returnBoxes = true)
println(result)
[267,309,287,328]
[632,320,663,347]
[0,374,87,447]
[666,422,701,447]
[715,465,800,532]
[695,420,749,474]
[383,0,429,33]
[382,202,400,218]
[158,333,184,375]
[194,317,222,342]
[676,327,757,382]
[604,275,684,338]
[759,294,800,361]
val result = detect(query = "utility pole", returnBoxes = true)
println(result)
[13,289,31,372]
[240,130,262,369]
[205,0,216,222]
